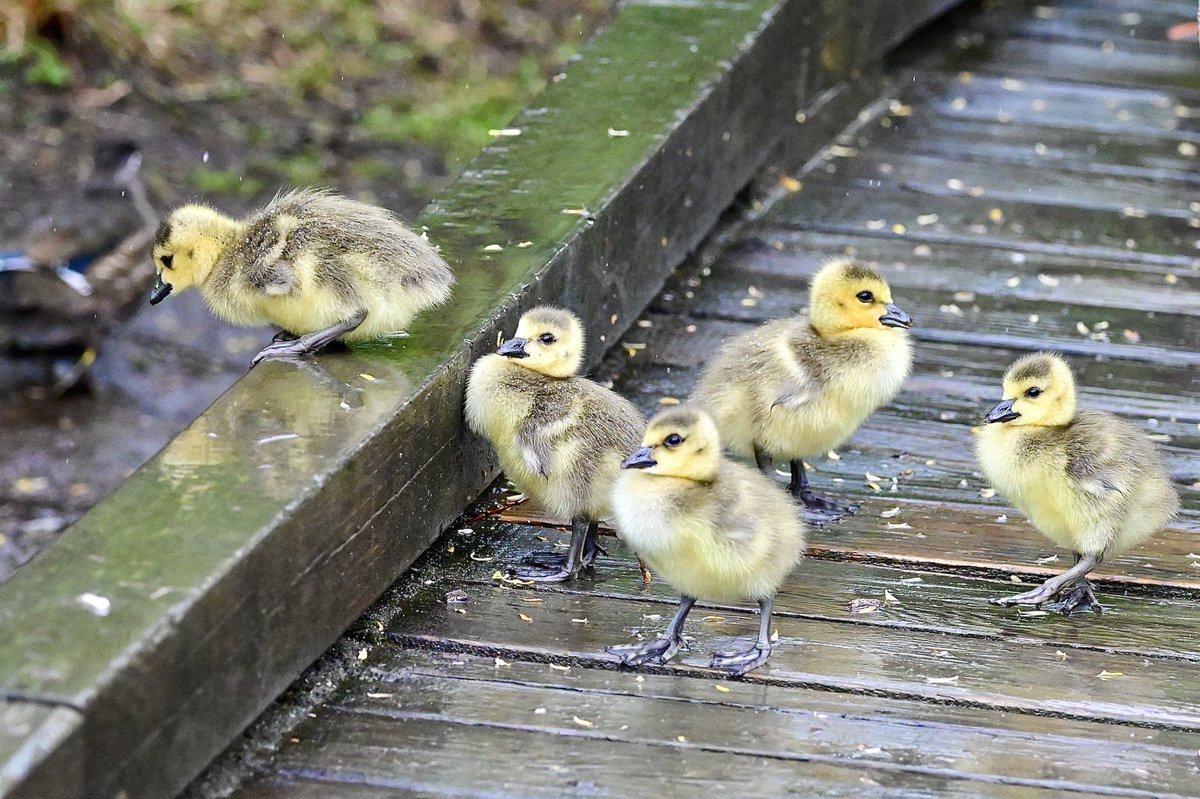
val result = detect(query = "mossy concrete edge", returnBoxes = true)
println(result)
[0,0,961,796]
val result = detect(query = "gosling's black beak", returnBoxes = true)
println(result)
[985,399,1020,424]
[497,337,528,358]
[880,303,913,329]
[149,274,172,305]
[621,446,657,470]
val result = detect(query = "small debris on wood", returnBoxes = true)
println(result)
[445,590,470,604]
[925,675,960,685]
[848,598,883,614]
[573,716,594,728]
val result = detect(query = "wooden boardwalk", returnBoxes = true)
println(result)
[228,0,1200,796]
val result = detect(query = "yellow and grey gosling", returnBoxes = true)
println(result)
[465,306,645,582]
[607,407,805,676]
[975,352,1179,614]
[691,258,913,517]
[150,188,453,366]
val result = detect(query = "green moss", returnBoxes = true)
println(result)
[188,168,264,197]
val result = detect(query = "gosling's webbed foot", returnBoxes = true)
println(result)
[792,488,858,517]
[1043,580,1103,616]
[710,643,771,677]
[509,565,579,584]
[520,550,568,570]
[607,635,683,667]
[990,582,1059,607]
[250,338,320,367]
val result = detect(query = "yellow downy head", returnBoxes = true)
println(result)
[149,205,241,303]
[621,407,721,483]
[985,352,1077,427]
[808,258,913,335]
[496,306,585,378]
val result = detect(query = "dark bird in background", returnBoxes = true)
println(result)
[0,140,156,393]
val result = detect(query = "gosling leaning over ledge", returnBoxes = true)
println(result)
[149,188,453,366]
[607,407,805,676]
[692,258,913,517]
[975,352,1180,614]
[465,306,645,583]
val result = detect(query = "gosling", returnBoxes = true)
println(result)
[691,258,913,516]
[607,407,805,676]
[150,188,453,366]
[976,352,1179,614]
[465,306,644,583]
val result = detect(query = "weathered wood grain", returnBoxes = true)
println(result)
[329,648,1200,797]
[388,584,1200,730]
[766,182,1200,270]
[254,705,1143,799]
[815,149,1200,219]
[459,523,1200,659]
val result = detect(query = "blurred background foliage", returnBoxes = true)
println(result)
[0,0,615,207]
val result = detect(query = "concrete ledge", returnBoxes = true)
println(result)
[0,0,960,796]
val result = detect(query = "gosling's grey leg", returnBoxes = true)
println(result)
[753,446,775,477]
[788,460,857,517]
[710,595,774,676]
[250,309,368,368]
[607,595,696,667]
[991,552,1103,608]
[513,517,594,583]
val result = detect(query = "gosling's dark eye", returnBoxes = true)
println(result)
[1025,387,1042,398]
[160,254,174,269]
[538,333,556,345]
[664,434,683,447]
[856,290,874,303]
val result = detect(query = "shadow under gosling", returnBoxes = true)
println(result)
[149,188,453,366]
[465,306,645,583]
[975,352,1180,614]
[607,407,805,676]
[691,258,913,518]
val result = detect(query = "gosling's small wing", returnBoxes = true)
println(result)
[1064,411,1134,501]
[238,215,297,296]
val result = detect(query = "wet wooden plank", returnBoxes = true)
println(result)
[853,111,1200,183]
[763,180,1200,270]
[961,1,1199,48]
[815,149,1199,218]
[713,232,1200,310]
[388,582,1200,730]
[896,73,1200,142]
[679,246,1200,365]
[925,34,1200,94]
[464,523,1200,659]
[235,780,415,799]
[317,648,1200,798]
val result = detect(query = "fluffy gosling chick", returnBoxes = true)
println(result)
[607,407,805,676]
[150,188,453,366]
[465,306,644,582]
[976,353,1179,614]
[691,258,913,516]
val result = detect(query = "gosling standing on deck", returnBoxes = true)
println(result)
[692,258,913,516]
[975,353,1179,614]
[607,408,804,676]
[465,307,644,583]
[149,188,453,366]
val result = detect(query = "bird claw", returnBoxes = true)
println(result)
[508,565,578,583]
[607,636,682,667]
[1042,581,1103,616]
[790,488,858,517]
[710,644,770,677]
[249,339,315,368]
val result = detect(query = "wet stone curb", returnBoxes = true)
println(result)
[0,0,959,796]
